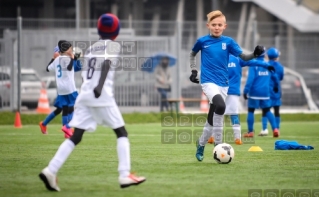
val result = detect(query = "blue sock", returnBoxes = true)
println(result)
[68,112,73,123]
[266,111,277,130]
[262,116,268,130]
[247,112,254,132]
[42,112,56,126]
[275,117,280,129]
[62,116,68,127]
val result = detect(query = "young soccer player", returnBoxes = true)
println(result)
[45,41,81,138]
[243,51,280,137]
[207,55,275,145]
[39,46,81,136]
[39,13,146,191]
[189,10,265,162]
[259,47,284,136]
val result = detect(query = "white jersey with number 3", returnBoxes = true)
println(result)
[75,40,120,107]
[47,55,77,95]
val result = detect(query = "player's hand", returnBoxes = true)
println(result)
[273,86,279,93]
[93,87,101,98]
[243,93,248,100]
[267,66,275,73]
[253,45,265,57]
[189,70,199,84]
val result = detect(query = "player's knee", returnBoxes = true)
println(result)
[230,115,240,125]
[212,95,225,115]
[54,108,62,115]
[62,106,68,116]
[69,128,85,145]
[248,108,255,113]
[274,106,280,116]
[262,107,270,116]
[113,126,128,138]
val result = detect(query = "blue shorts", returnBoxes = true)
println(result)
[248,99,271,109]
[271,99,281,107]
[54,91,78,108]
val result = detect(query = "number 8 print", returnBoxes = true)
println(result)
[87,58,96,79]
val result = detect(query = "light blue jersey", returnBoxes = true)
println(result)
[268,60,284,100]
[192,35,242,87]
[243,57,279,99]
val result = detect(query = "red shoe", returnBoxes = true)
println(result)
[273,129,280,138]
[243,132,254,137]
[39,122,48,134]
[207,137,214,144]
[62,125,73,138]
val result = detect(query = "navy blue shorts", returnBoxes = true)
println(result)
[54,91,78,108]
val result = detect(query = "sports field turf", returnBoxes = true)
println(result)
[0,121,318,197]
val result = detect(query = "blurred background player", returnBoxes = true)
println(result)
[260,47,284,136]
[243,51,280,138]
[39,13,146,192]
[39,46,81,135]
[155,56,172,112]
[189,10,265,161]
[46,40,80,138]
[207,54,275,145]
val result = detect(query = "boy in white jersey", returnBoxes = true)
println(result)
[189,10,265,161]
[46,40,80,138]
[39,13,146,192]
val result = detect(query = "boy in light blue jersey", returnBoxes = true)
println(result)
[260,47,284,136]
[243,52,280,138]
[189,10,265,162]
[207,55,275,145]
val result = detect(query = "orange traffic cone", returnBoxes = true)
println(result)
[180,97,185,113]
[14,111,22,128]
[200,92,209,113]
[36,89,51,114]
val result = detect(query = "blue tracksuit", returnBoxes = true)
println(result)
[268,60,284,106]
[243,57,279,132]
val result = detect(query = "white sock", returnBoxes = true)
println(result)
[233,124,241,140]
[199,121,213,146]
[48,139,75,174]
[212,113,224,145]
[117,137,131,178]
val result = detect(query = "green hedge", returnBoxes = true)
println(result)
[0,111,318,125]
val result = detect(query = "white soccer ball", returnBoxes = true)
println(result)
[213,143,235,164]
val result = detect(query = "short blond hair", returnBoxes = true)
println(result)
[207,10,226,23]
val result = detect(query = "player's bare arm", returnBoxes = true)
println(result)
[93,59,111,98]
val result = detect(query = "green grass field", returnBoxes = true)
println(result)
[0,122,318,197]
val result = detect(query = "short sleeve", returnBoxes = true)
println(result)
[191,39,202,53]
[47,61,55,71]
[229,38,243,57]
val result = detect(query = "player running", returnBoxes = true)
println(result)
[39,13,146,192]
[39,46,81,136]
[260,47,284,136]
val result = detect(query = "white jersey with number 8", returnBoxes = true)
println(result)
[75,40,120,107]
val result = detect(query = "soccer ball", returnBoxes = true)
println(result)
[213,143,235,164]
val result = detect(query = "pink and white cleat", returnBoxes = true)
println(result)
[61,125,73,138]
[119,173,146,188]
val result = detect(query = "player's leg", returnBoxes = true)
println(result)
[39,105,94,192]
[68,106,74,123]
[274,105,281,129]
[244,107,255,137]
[224,95,242,144]
[260,102,271,135]
[93,105,146,188]
[61,105,73,138]
[261,100,279,137]
[39,107,62,134]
